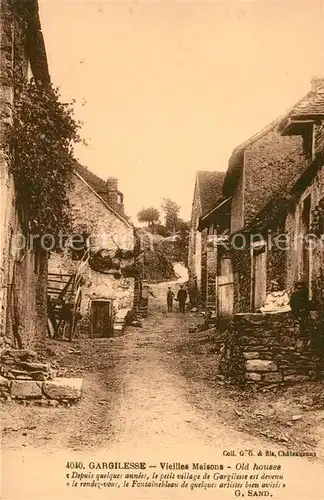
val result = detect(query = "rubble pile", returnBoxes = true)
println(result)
[0,349,55,382]
[0,338,83,404]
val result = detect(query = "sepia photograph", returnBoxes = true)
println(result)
[0,0,324,498]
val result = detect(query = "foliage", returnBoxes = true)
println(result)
[10,79,81,237]
[310,197,324,236]
[161,198,180,232]
[89,251,120,274]
[160,221,190,265]
[137,207,160,227]
[142,249,176,283]
[154,224,170,237]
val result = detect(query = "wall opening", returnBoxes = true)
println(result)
[90,300,113,338]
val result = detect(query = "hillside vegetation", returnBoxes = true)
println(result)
[136,228,188,283]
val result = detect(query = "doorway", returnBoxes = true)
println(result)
[251,244,267,312]
[301,195,311,294]
[217,249,234,329]
[90,300,113,338]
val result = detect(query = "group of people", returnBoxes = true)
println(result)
[167,285,187,313]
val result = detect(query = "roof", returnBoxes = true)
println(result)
[198,197,231,231]
[73,163,132,228]
[197,171,226,216]
[224,87,324,197]
[74,162,106,196]
[25,0,50,84]
[244,150,324,233]
[284,92,324,121]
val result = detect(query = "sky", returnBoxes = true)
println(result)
[38,0,324,223]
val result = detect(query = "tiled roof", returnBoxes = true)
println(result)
[74,162,106,196]
[224,88,324,197]
[27,0,50,84]
[289,92,324,118]
[197,171,226,216]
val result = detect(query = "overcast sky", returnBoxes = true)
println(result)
[38,0,324,223]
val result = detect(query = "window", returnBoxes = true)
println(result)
[70,233,88,261]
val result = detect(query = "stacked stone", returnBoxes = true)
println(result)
[0,349,55,382]
[0,376,83,403]
[221,312,324,388]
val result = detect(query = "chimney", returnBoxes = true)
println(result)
[107,177,124,214]
[311,76,324,94]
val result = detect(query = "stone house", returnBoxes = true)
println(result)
[220,78,324,388]
[48,163,138,338]
[0,0,50,349]
[188,171,225,308]
[223,78,324,315]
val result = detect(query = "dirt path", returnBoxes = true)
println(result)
[1,267,323,499]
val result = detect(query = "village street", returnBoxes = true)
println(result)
[1,265,324,499]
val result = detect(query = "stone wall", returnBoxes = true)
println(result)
[200,229,207,307]
[49,174,136,337]
[230,165,244,233]
[221,312,324,388]
[188,177,202,298]
[244,128,306,227]
[206,235,217,310]
[0,346,83,404]
[0,1,48,349]
[231,247,251,314]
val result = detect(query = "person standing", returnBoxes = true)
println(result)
[167,287,175,312]
[177,285,187,313]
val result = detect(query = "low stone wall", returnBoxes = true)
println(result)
[0,376,83,405]
[0,346,83,405]
[220,311,324,388]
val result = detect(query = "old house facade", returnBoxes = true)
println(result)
[188,171,225,308]
[223,79,324,314]
[0,0,50,349]
[220,79,324,387]
[48,164,137,338]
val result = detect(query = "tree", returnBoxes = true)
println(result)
[161,198,180,233]
[137,207,160,227]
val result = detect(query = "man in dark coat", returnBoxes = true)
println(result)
[290,281,311,321]
[290,280,311,340]
[177,285,187,313]
[167,287,175,312]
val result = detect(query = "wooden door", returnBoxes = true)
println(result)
[252,246,267,311]
[301,195,311,292]
[217,252,234,328]
[90,300,113,338]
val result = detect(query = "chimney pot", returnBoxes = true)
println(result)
[311,76,324,94]
[107,177,118,191]
[106,177,125,215]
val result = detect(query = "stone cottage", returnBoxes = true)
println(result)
[188,171,225,308]
[222,80,324,314]
[0,0,50,349]
[220,78,324,387]
[48,163,138,338]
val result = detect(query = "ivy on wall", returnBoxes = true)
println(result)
[310,197,324,236]
[9,79,81,238]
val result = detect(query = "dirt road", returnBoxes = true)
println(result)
[1,266,323,499]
